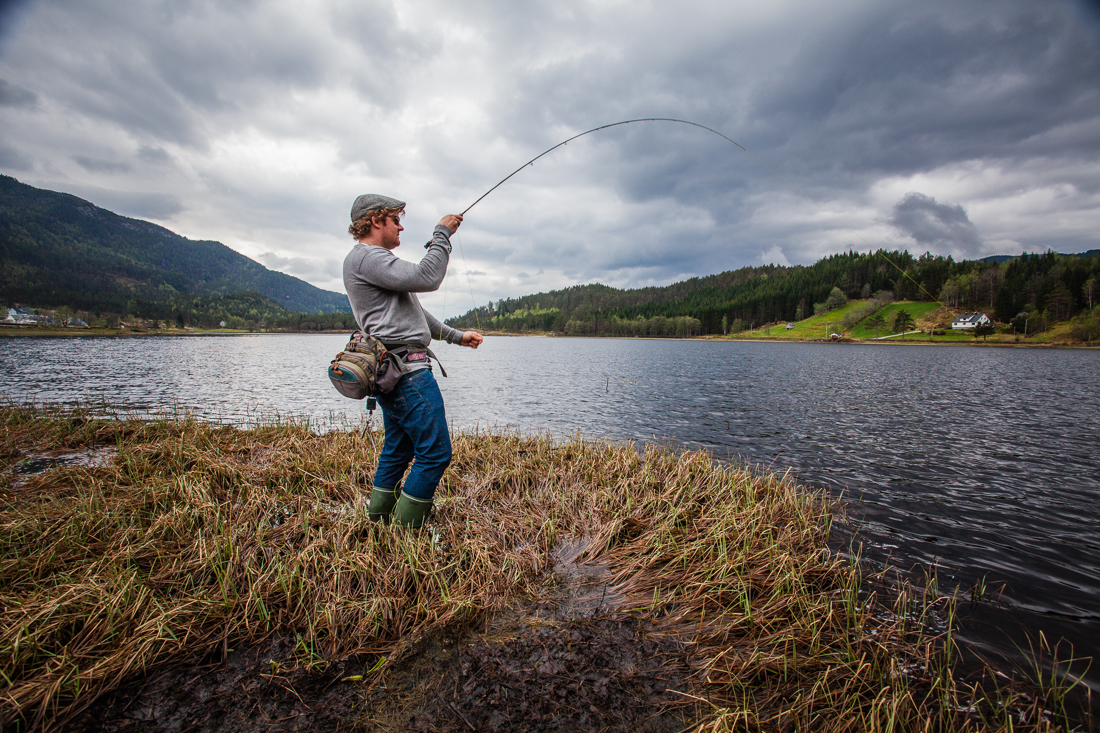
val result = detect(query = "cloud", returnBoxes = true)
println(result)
[760,246,791,267]
[0,140,31,169]
[0,0,1096,314]
[890,192,982,256]
[259,251,343,285]
[44,183,185,221]
[73,155,129,174]
[0,0,35,58]
[0,77,35,107]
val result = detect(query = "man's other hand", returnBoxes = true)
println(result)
[439,214,463,232]
[460,331,483,349]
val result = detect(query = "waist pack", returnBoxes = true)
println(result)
[327,333,447,400]
[327,333,402,400]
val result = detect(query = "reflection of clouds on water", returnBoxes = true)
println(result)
[2,333,1099,690]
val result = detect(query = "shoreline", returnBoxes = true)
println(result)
[2,405,1085,731]
[3,326,1096,348]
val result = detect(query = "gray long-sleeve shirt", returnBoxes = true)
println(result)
[342,224,462,347]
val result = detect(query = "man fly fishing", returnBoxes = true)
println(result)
[343,194,483,528]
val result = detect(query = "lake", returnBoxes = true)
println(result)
[2,333,1098,698]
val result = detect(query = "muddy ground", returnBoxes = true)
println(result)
[71,539,702,732]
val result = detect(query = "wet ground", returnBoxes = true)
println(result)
[71,539,701,732]
[7,447,118,484]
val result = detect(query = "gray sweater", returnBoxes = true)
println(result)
[343,225,462,347]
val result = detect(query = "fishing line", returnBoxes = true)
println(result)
[438,246,450,342]
[436,230,480,366]
[453,230,482,332]
[459,117,942,308]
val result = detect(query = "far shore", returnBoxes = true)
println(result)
[3,325,1096,348]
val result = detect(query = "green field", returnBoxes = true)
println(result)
[848,302,942,340]
[724,300,1035,343]
[732,300,955,341]
[734,300,876,340]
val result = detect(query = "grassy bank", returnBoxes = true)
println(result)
[0,407,1083,731]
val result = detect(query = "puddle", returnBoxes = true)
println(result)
[10,448,118,482]
[546,536,628,617]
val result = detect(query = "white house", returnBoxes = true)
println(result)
[952,313,991,329]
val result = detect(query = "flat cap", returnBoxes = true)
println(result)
[350,194,405,222]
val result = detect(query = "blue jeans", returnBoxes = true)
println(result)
[373,369,452,501]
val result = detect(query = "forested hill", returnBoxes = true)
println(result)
[0,175,349,315]
[446,248,1099,337]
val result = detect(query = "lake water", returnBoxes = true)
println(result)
[2,333,1099,698]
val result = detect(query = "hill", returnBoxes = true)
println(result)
[447,248,1099,338]
[0,175,349,316]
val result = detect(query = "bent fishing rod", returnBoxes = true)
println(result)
[460,118,746,216]
[452,117,943,308]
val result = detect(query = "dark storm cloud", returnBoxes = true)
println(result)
[9,0,425,148]
[464,0,1098,284]
[752,3,1100,179]
[890,192,982,255]
[495,1,1097,193]
[0,0,35,56]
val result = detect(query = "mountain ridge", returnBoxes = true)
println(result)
[0,175,349,314]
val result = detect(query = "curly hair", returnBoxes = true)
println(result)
[348,206,404,240]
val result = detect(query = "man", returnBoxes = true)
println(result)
[343,194,483,528]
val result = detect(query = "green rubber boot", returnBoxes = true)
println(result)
[367,484,399,522]
[392,491,433,529]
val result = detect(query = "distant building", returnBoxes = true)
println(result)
[4,308,52,325]
[952,313,991,330]
[785,323,795,330]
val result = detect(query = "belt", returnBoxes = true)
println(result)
[381,342,447,377]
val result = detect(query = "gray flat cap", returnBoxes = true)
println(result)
[351,194,405,222]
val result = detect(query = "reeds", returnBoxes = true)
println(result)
[0,405,1085,731]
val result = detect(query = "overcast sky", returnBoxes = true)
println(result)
[2,0,1098,317]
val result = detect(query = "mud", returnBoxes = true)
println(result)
[72,637,377,733]
[71,540,701,732]
[399,615,697,732]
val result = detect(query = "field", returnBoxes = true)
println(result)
[847,302,946,340]
[729,300,951,342]
[728,300,1099,345]
[732,301,873,341]
[0,407,1084,732]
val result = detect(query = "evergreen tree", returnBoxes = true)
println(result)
[972,322,995,341]
[866,314,886,339]
[893,309,916,339]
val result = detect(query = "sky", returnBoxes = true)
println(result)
[1,0,1098,318]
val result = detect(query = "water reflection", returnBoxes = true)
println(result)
[2,334,1099,693]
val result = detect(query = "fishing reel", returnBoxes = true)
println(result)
[361,395,378,450]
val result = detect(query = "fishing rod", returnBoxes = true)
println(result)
[455,117,942,312]
[461,118,746,216]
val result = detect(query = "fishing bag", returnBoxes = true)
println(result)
[327,332,400,399]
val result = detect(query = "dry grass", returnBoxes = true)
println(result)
[0,405,1086,731]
